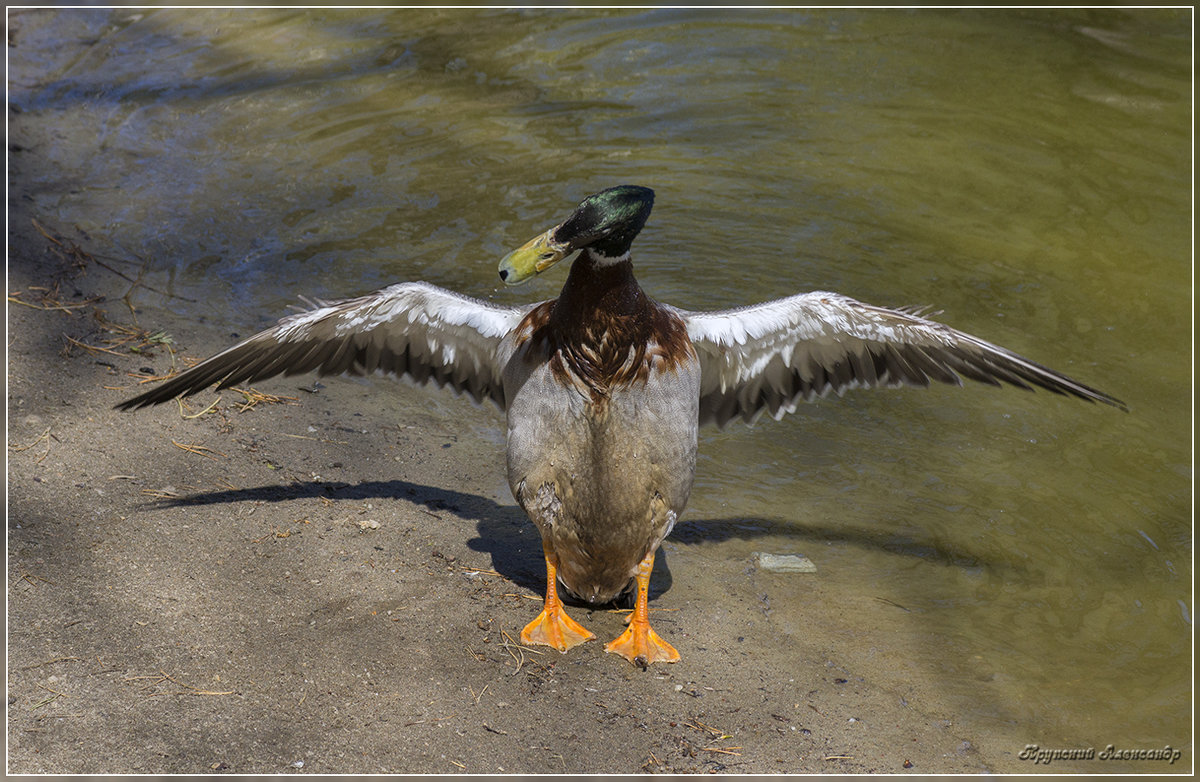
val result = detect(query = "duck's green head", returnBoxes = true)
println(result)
[498,185,655,286]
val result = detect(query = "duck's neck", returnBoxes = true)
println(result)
[552,250,646,328]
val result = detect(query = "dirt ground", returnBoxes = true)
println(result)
[5,188,1019,774]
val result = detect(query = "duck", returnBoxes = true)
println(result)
[118,184,1126,667]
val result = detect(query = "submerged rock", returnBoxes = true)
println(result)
[753,552,818,573]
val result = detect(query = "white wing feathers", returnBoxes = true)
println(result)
[118,282,535,411]
[121,282,1125,425]
[676,291,1126,427]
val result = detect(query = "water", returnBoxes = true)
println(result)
[10,6,1190,761]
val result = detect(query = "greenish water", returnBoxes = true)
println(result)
[11,7,1190,761]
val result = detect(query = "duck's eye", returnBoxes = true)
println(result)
[540,252,557,261]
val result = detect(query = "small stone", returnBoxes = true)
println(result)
[752,552,817,573]
[357,519,380,531]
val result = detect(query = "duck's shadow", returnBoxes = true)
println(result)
[158,477,998,605]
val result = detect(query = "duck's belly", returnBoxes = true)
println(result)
[504,358,700,603]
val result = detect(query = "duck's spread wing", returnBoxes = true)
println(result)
[675,291,1126,427]
[118,282,537,411]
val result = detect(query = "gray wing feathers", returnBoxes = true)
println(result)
[117,282,532,411]
[677,291,1126,427]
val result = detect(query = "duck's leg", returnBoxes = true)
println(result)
[605,550,680,665]
[521,541,596,652]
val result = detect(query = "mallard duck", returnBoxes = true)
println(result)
[119,185,1126,667]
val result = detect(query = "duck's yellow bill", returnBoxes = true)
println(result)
[498,229,568,286]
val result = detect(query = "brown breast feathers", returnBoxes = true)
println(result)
[515,256,694,402]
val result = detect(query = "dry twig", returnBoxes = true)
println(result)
[684,719,733,739]
[457,565,503,577]
[141,488,180,500]
[9,426,53,463]
[8,292,99,312]
[178,396,221,419]
[19,572,55,588]
[171,440,226,460]
[124,669,235,697]
[63,334,125,357]
[20,656,83,671]
[231,387,297,412]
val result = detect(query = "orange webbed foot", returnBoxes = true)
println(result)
[604,550,680,667]
[604,618,680,666]
[521,606,596,652]
[522,542,596,652]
